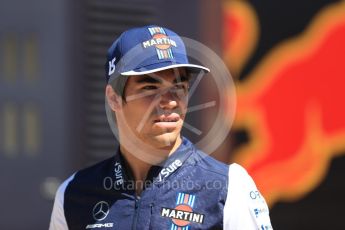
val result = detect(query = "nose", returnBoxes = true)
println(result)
[158,88,178,110]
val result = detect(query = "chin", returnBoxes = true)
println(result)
[151,133,181,148]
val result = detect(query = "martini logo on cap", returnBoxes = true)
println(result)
[142,27,177,60]
[161,193,204,229]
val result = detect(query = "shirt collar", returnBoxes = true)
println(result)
[112,137,194,190]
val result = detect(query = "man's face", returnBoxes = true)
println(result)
[116,68,189,150]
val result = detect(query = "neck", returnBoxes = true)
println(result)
[119,137,182,195]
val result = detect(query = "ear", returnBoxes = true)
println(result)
[106,84,122,111]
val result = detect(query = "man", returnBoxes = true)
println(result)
[50,25,272,230]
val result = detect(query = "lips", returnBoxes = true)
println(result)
[154,117,179,123]
[152,113,182,131]
[153,113,180,123]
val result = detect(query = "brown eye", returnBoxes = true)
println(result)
[142,85,158,90]
[176,84,185,89]
[173,84,188,91]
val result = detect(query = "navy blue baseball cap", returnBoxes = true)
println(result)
[105,25,210,83]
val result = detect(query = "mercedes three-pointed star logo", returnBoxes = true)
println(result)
[92,201,110,221]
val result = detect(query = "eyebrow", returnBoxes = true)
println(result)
[135,75,162,84]
[135,74,190,84]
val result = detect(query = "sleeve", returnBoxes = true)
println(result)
[49,174,75,230]
[223,164,273,230]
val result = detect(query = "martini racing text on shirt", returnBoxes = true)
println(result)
[161,207,205,224]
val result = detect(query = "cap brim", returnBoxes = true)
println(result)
[120,63,210,76]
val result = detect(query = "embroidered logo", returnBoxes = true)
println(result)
[92,201,110,221]
[114,161,124,186]
[142,27,176,59]
[85,201,114,229]
[161,193,204,229]
[108,57,116,75]
[158,159,183,182]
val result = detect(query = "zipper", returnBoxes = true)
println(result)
[150,203,153,214]
[131,196,141,230]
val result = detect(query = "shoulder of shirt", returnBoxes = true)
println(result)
[228,163,250,177]
[77,156,114,175]
[227,163,259,189]
[223,163,273,229]
[61,156,115,187]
